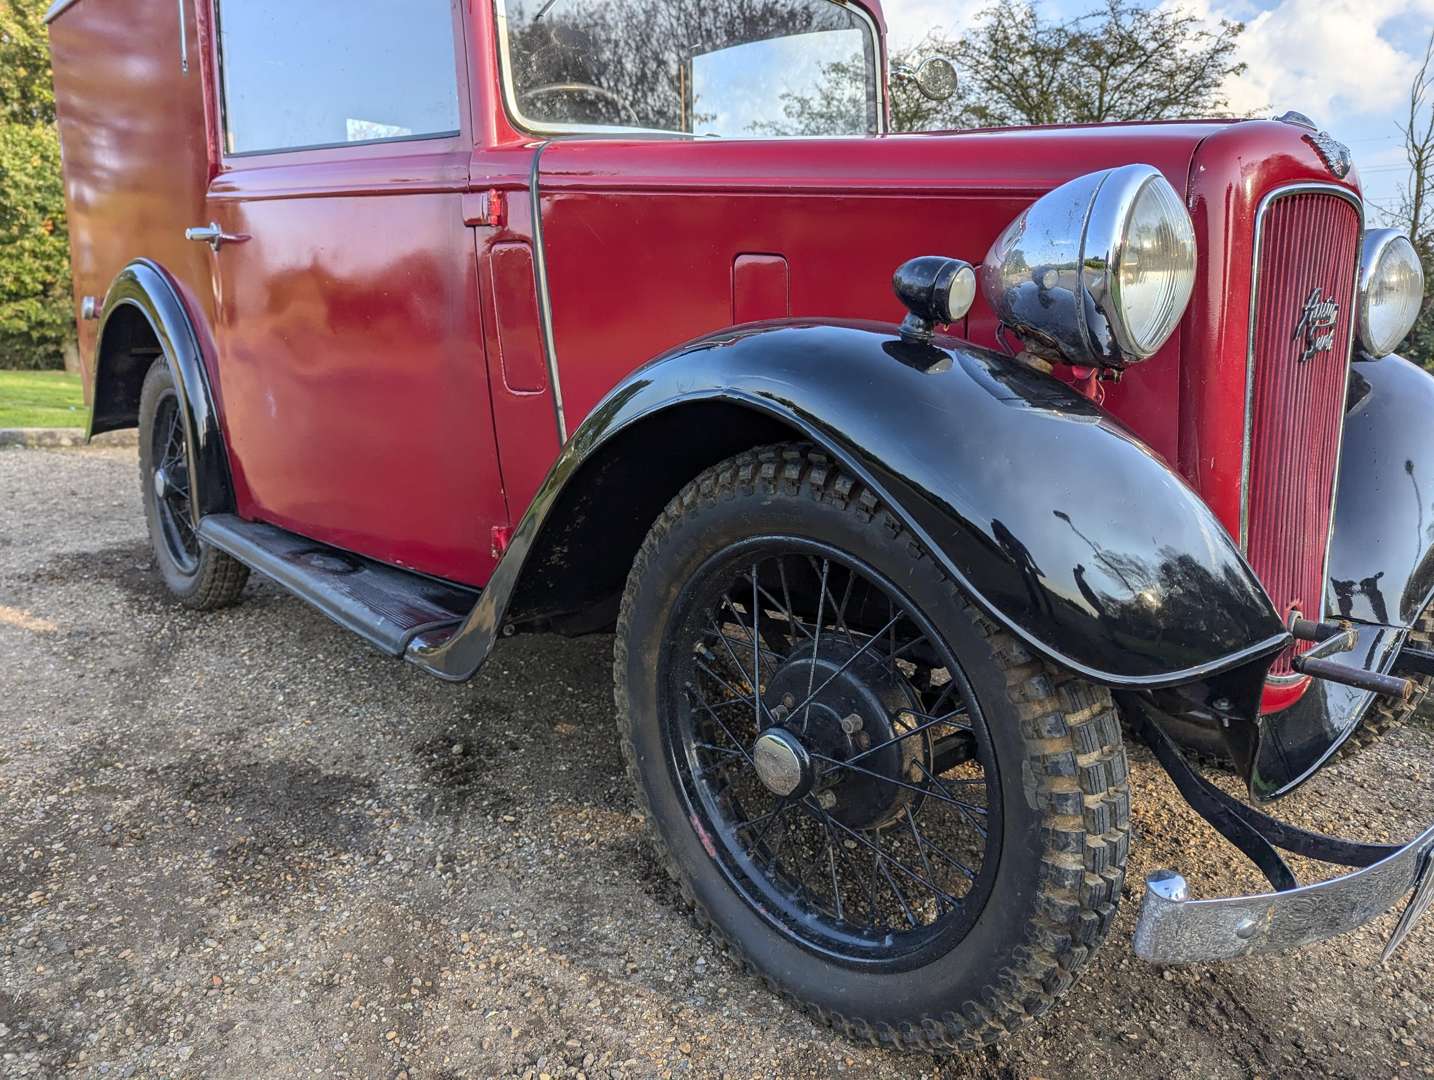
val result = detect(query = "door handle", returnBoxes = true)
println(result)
[184,222,249,252]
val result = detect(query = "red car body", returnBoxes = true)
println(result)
[46,0,1427,786]
[44,0,1434,1028]
[48,0,1349,590]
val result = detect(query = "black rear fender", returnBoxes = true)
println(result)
[90,260,234,518]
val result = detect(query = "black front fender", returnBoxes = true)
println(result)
[410,321,1287,685]
[1327,352,1434,628]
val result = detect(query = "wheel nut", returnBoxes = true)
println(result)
[839,713,863,735]
[816,790,837,810]
[782,693,796,709]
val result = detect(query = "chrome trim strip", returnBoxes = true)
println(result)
[43,0,81,23]
[178,0,188,73]
[1132,820,1434,965]
[1356,228,1424,357]
[1239,182,1364,678]
[529,140,568,444]
[491,0,887,139]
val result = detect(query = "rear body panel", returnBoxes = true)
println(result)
[48,0,215,402]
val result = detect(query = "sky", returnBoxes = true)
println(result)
[880,0,1434,224]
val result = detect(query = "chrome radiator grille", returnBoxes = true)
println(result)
[1243,187,1362,675]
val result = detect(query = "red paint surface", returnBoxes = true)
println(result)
[50,0,1367,710]
[732,254,790,324]
[488,243,548,393]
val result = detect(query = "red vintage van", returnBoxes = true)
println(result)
[48,0,1434,1052]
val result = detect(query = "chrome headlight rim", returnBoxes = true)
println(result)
[979,163,1198,370]
[1088,165,1199,362]
[1357,228,1425,358]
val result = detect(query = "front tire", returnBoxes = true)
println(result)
[614,445,1130,1052]
[138,359,249,610]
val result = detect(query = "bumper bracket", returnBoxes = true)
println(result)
[1128,712,1434,965]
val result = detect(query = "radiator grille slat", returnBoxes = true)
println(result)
[1245,191,1361,676]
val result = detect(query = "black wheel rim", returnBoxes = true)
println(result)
[659,538,1002,971]
[150,391,200,575]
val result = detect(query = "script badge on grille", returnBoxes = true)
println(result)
[1292,286,1339,363]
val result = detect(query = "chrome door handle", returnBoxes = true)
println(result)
[184,222,249,252]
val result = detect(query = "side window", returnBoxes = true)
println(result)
[215,0,463,155]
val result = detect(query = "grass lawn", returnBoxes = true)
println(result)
[0,369,87,428]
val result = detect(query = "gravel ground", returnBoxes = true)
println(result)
[1,445,1431,1080]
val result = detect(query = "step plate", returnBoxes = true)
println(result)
[198,514,477,656]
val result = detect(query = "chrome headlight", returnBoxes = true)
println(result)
[1358,229,1424,357]
[980,164,1197,369]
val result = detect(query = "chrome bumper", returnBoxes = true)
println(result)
[1133,822,1434,965]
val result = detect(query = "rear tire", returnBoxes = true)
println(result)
[138,360,248,610]
[613,445,1129,1052]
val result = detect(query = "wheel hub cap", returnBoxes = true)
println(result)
[153,466,170,499]
[751,727,812,798]
[762,640,923,830]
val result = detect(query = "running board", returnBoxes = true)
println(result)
[197,514,479,656]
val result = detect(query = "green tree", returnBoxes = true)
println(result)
[769,0,1248,135]
[950,0,1246,128]
[0,0,72,371]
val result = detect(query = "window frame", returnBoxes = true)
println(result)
[490,0,887,139]
[209,0,473,162]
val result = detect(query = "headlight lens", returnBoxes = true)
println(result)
[980,164,1197,369]
[1358,230,1424,357]
[1110,174,1198,358]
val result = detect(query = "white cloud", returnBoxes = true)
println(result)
[879,0,988,47]
[1170,0,1434,120]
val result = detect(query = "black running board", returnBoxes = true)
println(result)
[197,514,479,656]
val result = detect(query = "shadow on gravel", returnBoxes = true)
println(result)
[155,754,376,898]
[16,541,166,604]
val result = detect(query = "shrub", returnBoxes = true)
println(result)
[0,120,70,369]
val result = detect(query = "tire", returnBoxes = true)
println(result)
[1334,605,1434,760]
[613,444,1130,1052]
[138,359,249,610]
[1154,606,1434,768]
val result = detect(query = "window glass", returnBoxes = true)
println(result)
[497,0,878,136]
[217,0,462,155]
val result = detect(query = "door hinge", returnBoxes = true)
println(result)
[463,189,506,229]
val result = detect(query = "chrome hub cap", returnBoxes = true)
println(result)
[751,727,812,798]
[153,466,170,499]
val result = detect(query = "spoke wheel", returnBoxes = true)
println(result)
[138,358,249,610]
[615,444,1130,1053]
[149,390,201,575]
[663,540,999,968]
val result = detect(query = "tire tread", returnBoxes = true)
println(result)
[613,444,1130,1053]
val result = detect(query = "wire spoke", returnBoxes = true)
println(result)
[822,816,843,921]
[691,696,757,768]
[800,559,830,733]
[844,708,971,768]
[776,559,816,644]
[787,613,904,725]
[809,751,989,812]
[671,540,998,956]
[806,801,961,909]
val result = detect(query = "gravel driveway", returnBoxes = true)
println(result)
[1,445,1431,1079]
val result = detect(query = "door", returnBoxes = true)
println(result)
[197,0,507,586]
